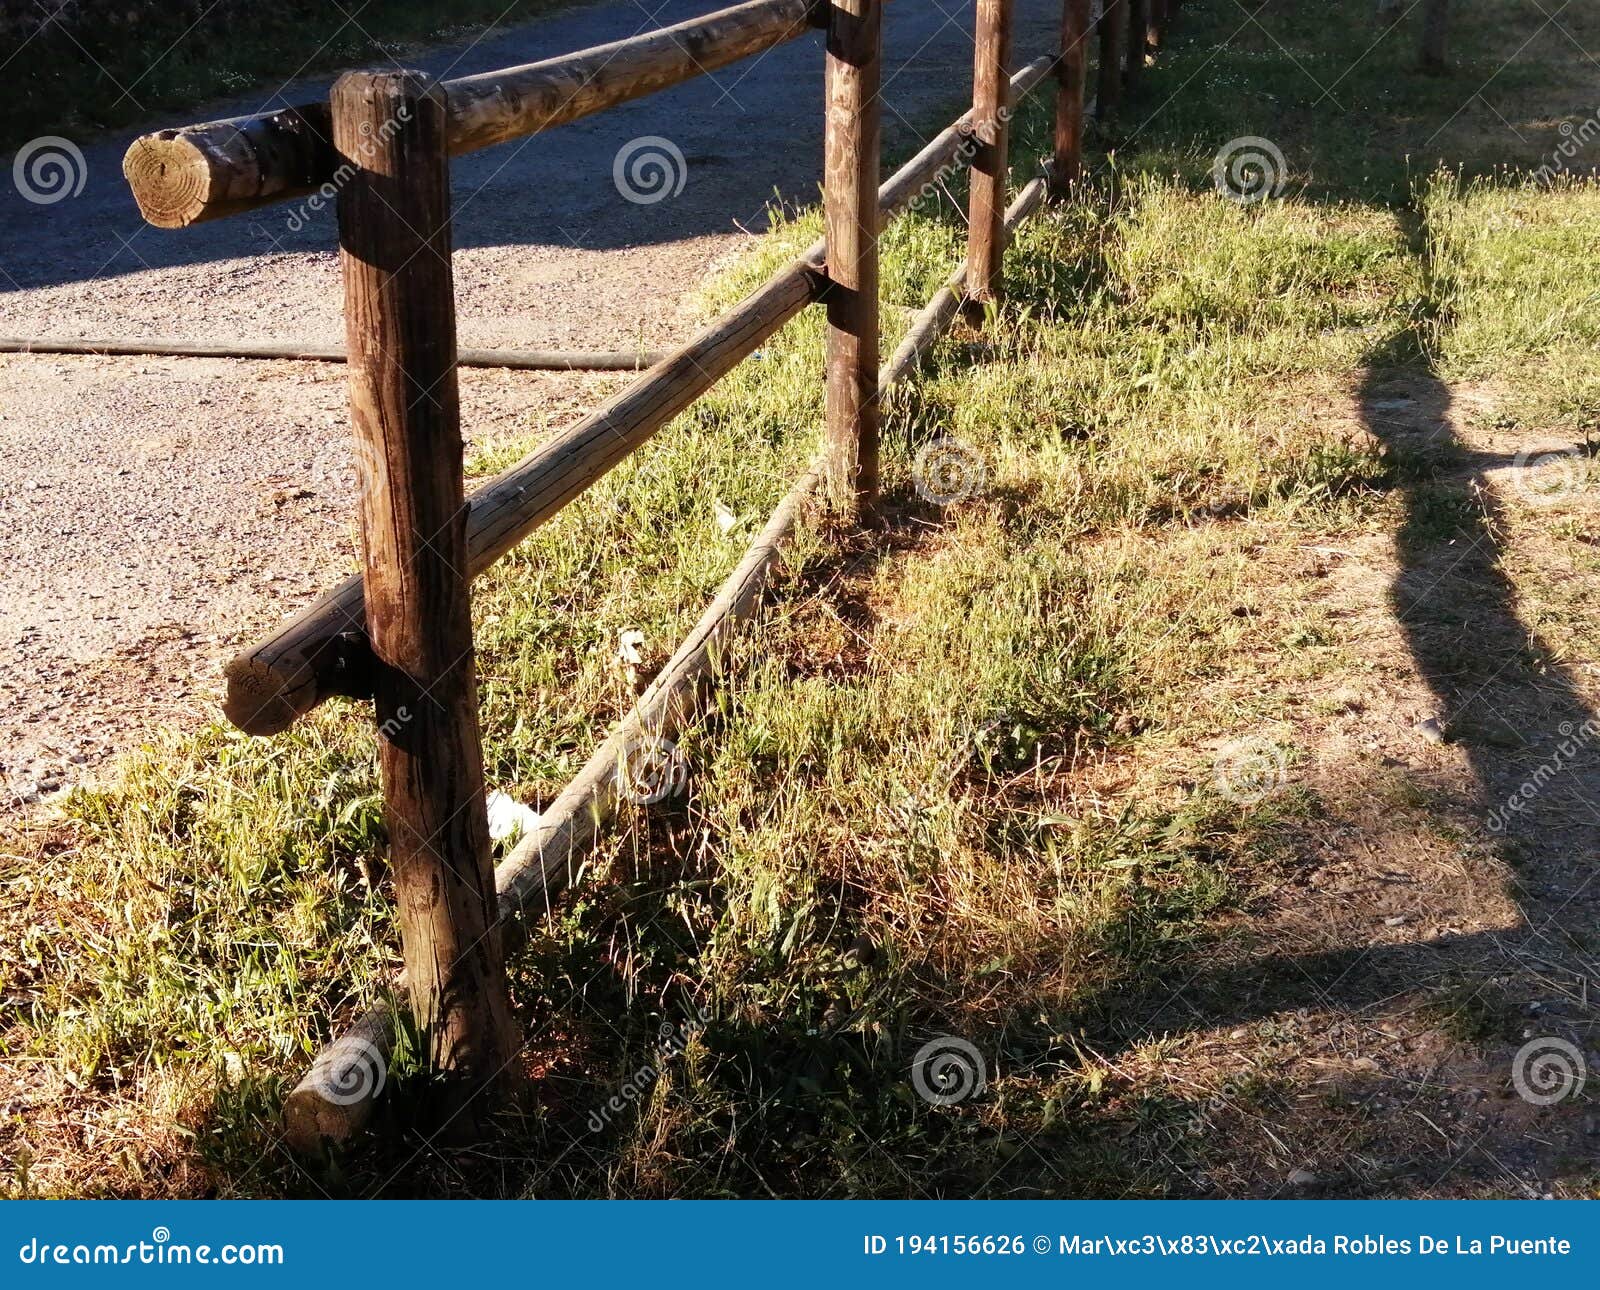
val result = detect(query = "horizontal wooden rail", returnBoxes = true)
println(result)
[124,0,824,229]
[223,53,1056,739]
[283,161,1062,1150]
[0,336,668,371]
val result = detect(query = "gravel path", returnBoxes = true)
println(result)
[0,0,1058,805]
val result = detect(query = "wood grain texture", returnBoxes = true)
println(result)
[1052,0,1092,192]
[332,69,516,1132]
[822,0,883,517]
[965,0,1015,306]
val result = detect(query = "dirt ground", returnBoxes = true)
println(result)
[1081,374,1600,1196]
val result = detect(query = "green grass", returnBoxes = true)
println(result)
[5,0,1600,1198]
[3,0,585,153]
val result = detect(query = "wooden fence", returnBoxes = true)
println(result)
[120,0,1186,1151]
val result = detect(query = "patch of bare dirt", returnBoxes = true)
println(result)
[1074,373,1600,1197]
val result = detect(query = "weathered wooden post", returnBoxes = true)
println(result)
[1125,0,1147,92]
[1097,0,1126,120]
[1052,0,1093,193]
[823,0,883,518]
[967,0,1015,308]
[329,69,518,1130]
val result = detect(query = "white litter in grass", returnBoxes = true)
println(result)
[486,791,542,845]
[617,628,646,665]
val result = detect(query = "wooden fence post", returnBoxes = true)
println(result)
[823,0,883,518]
[1052,0,1092,193]
[967,0,1015,308]
[1125,0,1147,92]
[330,69,517,1130]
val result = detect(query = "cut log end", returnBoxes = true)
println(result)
[222,652,316,737]
[281,1010,393,1154]
[281,1086,363,1157]
[122,133,222,229]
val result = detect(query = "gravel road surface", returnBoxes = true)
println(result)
[0,0,1058,805]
